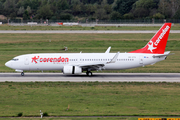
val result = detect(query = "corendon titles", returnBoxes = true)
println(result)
[154,25,170,46]
[32,56,69,63]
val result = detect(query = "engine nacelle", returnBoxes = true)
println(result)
[63,66,82,74]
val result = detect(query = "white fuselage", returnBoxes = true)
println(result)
[5,53,166,72]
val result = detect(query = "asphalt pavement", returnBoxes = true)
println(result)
[0,73,179,82]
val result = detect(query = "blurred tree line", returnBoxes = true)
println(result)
[0,0,180,20]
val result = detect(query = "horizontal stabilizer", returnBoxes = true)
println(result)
[152,51,174,58]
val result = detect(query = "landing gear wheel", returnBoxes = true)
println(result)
[21,72,24,76]
[86,71,93,76]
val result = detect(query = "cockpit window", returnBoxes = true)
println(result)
[12,59,19,61]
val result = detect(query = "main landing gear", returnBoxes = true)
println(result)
[21,72,24,76]
[86,71,93,76]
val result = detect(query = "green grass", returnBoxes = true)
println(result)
[0,82,180,117]
[0,117,137,120]
[0,33,180,73]
[0,31,179,120]
[1,24,180,30]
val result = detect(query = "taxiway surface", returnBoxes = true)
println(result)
[0,73,179,82]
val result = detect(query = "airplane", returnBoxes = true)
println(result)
[5,23,172,76]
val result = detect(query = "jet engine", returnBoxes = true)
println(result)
[63,66,82,74]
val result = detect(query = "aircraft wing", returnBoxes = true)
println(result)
[77,52,119,71]
[107,52,119,63]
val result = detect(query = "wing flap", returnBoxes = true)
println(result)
[79,63,105,67]
[78,62,105,71]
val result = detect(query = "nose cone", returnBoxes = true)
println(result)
[5,61,12,68]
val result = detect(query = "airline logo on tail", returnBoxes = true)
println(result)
[147,41,157,52]
[147,25,170,53]
[129,23,171,54]
[154,25,170,46]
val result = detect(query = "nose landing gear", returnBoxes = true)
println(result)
[15,70,24,76]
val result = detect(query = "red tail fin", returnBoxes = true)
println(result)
[129,23,171,54]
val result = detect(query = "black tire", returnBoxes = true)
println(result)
[21,72,24,76]
[86,71,93,76]
[89,72,93,76]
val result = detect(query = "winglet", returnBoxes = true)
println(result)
[105,46,111,53]
[107,52,119,63]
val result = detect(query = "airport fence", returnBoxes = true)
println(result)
[0,19,180,26]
